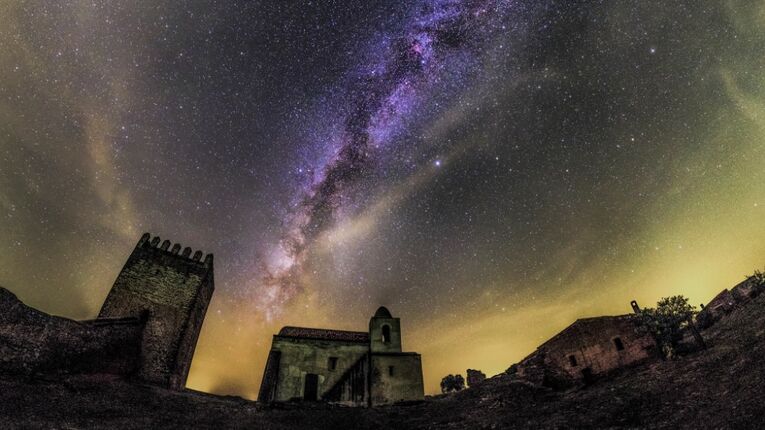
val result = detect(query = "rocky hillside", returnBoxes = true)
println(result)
[1,293,763,429]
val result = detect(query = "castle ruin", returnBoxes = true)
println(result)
[0,233,214,390]
[466,369,486,387]
[697,275,765,329]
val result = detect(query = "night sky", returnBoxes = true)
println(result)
[2,1,764,397]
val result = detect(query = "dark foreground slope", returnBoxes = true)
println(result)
[2,294,764,429]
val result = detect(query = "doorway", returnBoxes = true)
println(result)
[304,373,319,401]
[581,367,594,385]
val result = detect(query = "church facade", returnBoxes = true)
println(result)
[257,307,424,406]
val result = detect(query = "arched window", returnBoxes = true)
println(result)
[382,325,391,343]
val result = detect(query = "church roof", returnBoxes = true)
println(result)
[277,326,369,343]
[374,306,392,318]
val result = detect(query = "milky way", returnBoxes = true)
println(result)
[261,0,532,316]
[1,1,764,397]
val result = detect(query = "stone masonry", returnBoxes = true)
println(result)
[0,287,144,377]
[517,314,659,387]
[259,306,424,406]
[99,233,215,390]
[466,369,486,387]
[0,233,215,391]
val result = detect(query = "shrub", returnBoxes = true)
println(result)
[440,374,465,393]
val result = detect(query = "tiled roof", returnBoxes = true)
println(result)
[277,326,369,343]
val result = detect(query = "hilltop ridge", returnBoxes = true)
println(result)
[1,288,764,428]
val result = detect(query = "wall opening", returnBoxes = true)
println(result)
[613,337,625,351]
[328,357,338,371]
[388,366,395,376]
[382,325,391,343]
[581,367,594,384]
[304,373,319,401]
[568,355,578,367]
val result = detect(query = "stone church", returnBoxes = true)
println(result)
[258,306,424,406]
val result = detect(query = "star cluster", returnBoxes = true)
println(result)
[1,1,764,397]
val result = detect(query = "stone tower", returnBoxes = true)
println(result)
[369,306,402,353]
[98,233,215,390]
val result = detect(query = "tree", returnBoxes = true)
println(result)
[640,295,700,357]
[440,374,465,393]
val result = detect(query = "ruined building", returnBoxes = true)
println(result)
[516,309,659,387]
[0,233,214,390]
[697,275,765,329]
[258,306,424,406]
[466,369,486,387]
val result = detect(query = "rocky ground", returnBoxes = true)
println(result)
[2,294,764,429]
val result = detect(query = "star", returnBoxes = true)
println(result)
[2,0,763,400]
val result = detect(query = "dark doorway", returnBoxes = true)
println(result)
[581,367,594,385]
[613,337,625,351]
[304,373,319,401]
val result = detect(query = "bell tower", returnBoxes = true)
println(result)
[369,306,402,353]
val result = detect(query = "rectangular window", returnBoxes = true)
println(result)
[613,337,625,351]
[388,366,395,376]
[328,357,338,371]
[568,355,578,367]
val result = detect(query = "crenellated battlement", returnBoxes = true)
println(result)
[136,233,214,269]
[99,232,216,390]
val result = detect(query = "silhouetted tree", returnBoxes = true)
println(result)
[440,374,465,393]
[640,295,699,357]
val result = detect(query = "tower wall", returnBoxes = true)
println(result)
[98,233,214,390]
[369,353,424,405]
[369,316,402,353]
